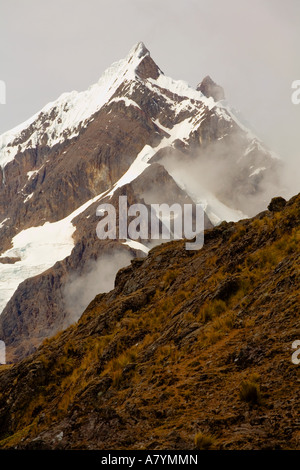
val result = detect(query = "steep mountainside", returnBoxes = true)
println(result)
[0,194,298,450]
[0,42,280,361]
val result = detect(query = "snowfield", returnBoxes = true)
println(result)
[0,191,107,314]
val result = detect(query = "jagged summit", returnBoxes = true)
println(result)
[197,75,225,101]
[0,42,161,169]
[129,41,162,80]
[129,41,150,59]
[0,44,226,170]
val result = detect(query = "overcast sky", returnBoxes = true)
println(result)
[0,0,299,177]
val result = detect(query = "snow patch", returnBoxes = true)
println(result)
[0,218,9,230]
[249,167,266,177]
[123,239,149,254]
[110,97,141,110]
[24,193,34,203]
[0,189,109,315]
[107,114,205,197]
[149,75,215,110]
[107,145,155,197]
[27,165,44,179]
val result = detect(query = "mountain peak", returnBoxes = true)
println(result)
[129,41,150,59]
[0,42,280,364]
[129,41,162,80]
[197,75,225,101]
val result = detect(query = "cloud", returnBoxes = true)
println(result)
[63,250,132,325]
[160,135,281,220]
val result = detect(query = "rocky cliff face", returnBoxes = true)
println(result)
[0,193,298,450]
[0,42,280,361]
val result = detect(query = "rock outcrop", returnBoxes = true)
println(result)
[197,75,225,101]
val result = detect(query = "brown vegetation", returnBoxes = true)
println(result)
[0,194,299,450]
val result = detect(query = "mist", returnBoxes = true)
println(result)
[63,250,132,325]
[159,136,282,223]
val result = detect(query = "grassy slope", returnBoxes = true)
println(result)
[0,195,299,450]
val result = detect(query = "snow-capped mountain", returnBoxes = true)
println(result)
[0,42,280,361]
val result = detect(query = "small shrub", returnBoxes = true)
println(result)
[162,269,180,287]
[109,350,137,373]
[184,312,195,322]
[160,297,175,314]
[174,290,188,303]
[239,379,262,405]
[112,370,123,389]
[212,311,234,331]
[194,432,215,450]
[203,329,222,345]
[183,276,198,291]
[230,225,246,243]
[199,299,227,323]
[155,344,181,365]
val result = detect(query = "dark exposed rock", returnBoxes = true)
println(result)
[136,53,162,80]
[268,196,287,212]
[0,257,20,264]
[197,75,225,101]
[212,276,240,301]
